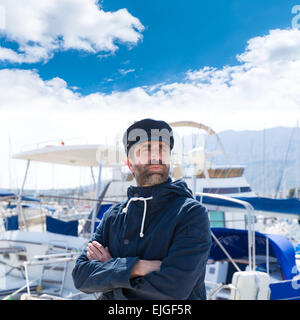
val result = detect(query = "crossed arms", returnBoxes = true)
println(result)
[72,205,211,299]
[86,240,161,278]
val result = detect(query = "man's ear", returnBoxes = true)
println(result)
[126,157,135,174]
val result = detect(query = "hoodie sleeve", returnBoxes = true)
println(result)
[129,203,212,300]
[72,214,139,294]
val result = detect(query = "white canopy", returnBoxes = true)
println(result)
[12,144,126,168]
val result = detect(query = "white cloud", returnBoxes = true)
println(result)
[118,68,135,76]
[237,28,300,65]
[1,28,300,188]
[0,0,144,63]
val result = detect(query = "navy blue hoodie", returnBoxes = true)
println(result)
[72,177,211,300]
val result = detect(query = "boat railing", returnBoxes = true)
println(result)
[197,192,256,271]
[22,251,79,299]
[9,250,98,300]
[197,192,277,300]
[206,281,236,300]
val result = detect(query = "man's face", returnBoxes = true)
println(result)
[127,140,170,186]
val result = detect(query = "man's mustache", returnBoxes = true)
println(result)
[133,161,169,170]
[147,159,166,165]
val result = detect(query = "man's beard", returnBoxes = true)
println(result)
[133,163,170,186]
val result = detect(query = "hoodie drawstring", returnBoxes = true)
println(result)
[122,196,153,238]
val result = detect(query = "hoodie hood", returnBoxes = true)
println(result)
[127,177,194,203]
[123,177,195,239]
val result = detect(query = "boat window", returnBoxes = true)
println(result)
[17,253,27,261]
[209,211,225,227]
[203,186,252,194]
[203,187,239,194]
[3,253,10,259]
[240,186,252,192]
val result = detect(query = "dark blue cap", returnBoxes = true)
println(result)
[123,118,174,156]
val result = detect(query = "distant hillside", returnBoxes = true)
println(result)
[208,127,299,196]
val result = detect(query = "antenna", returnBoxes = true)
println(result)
[297,120,299,199]
[8,135,12,189]
[263,128,266,196]
[275,128,294,198]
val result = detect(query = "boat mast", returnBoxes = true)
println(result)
[296,120,299,199]
[90,160,102,238]
[17,159,31,230]
[192,130,197,196]
[275,128,294,198]
[8,135,12,189]
[263,128,266,196]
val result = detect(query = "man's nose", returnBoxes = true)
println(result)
[149,147,162,164]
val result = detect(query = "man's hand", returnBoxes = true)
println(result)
[86,241,112,262]
[130,260,162,279]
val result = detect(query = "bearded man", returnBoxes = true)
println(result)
[72,118,211,300]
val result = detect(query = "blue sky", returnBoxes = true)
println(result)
[1,0,298,95]
[1,0,300,188]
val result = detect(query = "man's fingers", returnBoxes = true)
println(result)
[91,241,112,258]
[87,245,102,260]
[86,242,112,262]
[88,242,103,256]
[92,241,105,253]
[86,247,97,260]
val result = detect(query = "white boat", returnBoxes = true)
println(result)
[0,143,125,300]
[201,193,300,300]
[0,230,90,299]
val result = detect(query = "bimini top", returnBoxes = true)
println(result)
[6,202,55,212]
[0,191,40,202]
[197,195,300,217]
[12,144,126,168]
[210,227,298,280]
